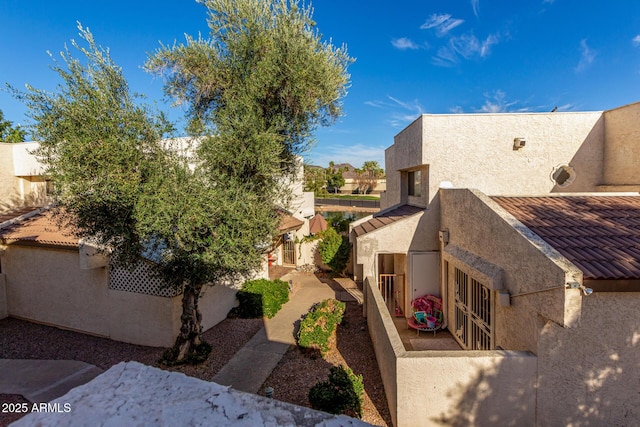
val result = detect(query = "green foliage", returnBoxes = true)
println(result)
[317,227,351,274]
[308,365,364,418]
[0,110,26,142]
[325,212,355,233]
[325,168,345,194]
[297,298,345,355]
[233,279,289,319]
[146,0,353,177]
[303,164,327,196]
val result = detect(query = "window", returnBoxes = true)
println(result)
[408,170,421,197]
[453,267,493,350]
[551,165,576,187]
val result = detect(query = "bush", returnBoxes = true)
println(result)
[297,298,345,355]
[233,279,289,319]
[317,227,351,274]
[308,365,364,418]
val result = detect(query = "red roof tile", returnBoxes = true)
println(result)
[492,195,640,280]
[0,209,79,248]
[353,205,424,237]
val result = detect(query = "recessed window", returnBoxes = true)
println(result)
[408,170,421,197]
[551,165,576,187]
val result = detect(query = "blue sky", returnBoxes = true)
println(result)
[2,1,640,168]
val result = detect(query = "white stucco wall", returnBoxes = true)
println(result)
[383,111,605,211]
[439,188,584,353]
[364,277,537,427]
[1,245,241,347]
[537,292,640,426]
[0,142,49,212]
[603,102,640,185]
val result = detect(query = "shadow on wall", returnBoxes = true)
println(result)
[550,115,604,193]
[0,189,48,215]
[431,356,535,426]
[536,294,640,426]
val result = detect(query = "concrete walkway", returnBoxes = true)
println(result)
[212,272,337,393]
[0,272,358,403]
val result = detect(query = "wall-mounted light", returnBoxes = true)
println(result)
[567,281,593,296]
[513,137,526,150]
[438,230,449,244]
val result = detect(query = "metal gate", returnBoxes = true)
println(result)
[282,239,296,266]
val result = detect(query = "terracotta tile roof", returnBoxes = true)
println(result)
[309,213,328,234]
[0,209,79,248]
[278,213,304,234]
[492,195,640,280]
[353,204,424,237]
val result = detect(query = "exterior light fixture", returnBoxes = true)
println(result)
[513,137,526,150]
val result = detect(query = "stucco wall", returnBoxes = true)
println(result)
[537,292,640,426]
[356,209,438,280]
[1,245,240,347]
[365,277,537,427]
[439,188,584,352]
[384,112,605,212]
[0,142,49,212]
[603,102,640,185]
[0,143,20,212]
[365,276,403,427]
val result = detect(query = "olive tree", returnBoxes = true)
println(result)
[14,0,351,364]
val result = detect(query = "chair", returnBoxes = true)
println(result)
[406,295,443,336]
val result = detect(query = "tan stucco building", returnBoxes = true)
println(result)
[353,102,640,426]
[0,141,314,347]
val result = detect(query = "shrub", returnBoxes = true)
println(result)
[317,227,351,274]
[233,279,289,319]
[308,365,364,418]
[297,298,345,355]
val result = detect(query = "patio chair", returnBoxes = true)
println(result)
[407,295,443,336]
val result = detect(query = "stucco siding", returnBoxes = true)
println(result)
[422,112,604,200]
[365,277,537,427]
[537,292,640,427]
[365,277,403,427]
[603,102,640,185]
[4,246,111,335]
[440,189,584,352]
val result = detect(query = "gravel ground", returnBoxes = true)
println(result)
[260,301,392,427]
[0,276,390,426]
[0,316,263,426]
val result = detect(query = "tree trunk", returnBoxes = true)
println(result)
[167,281,208,364]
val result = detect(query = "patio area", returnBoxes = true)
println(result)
[391,316,462,351]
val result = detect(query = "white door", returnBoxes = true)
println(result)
[409,252,440,301]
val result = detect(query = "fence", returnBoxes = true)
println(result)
[315,198,380,209]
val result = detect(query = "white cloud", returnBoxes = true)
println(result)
[391,37,420,50]
[420,14,464,37]
[450,106,465,114]
[432,32,500,66]
[471,0,480,17]
[364,96,425,128]
[475,90,519,113]
[633,35,640,46]
[575,39,596,72]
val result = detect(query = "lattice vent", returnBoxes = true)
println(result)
[109,260,181,298]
